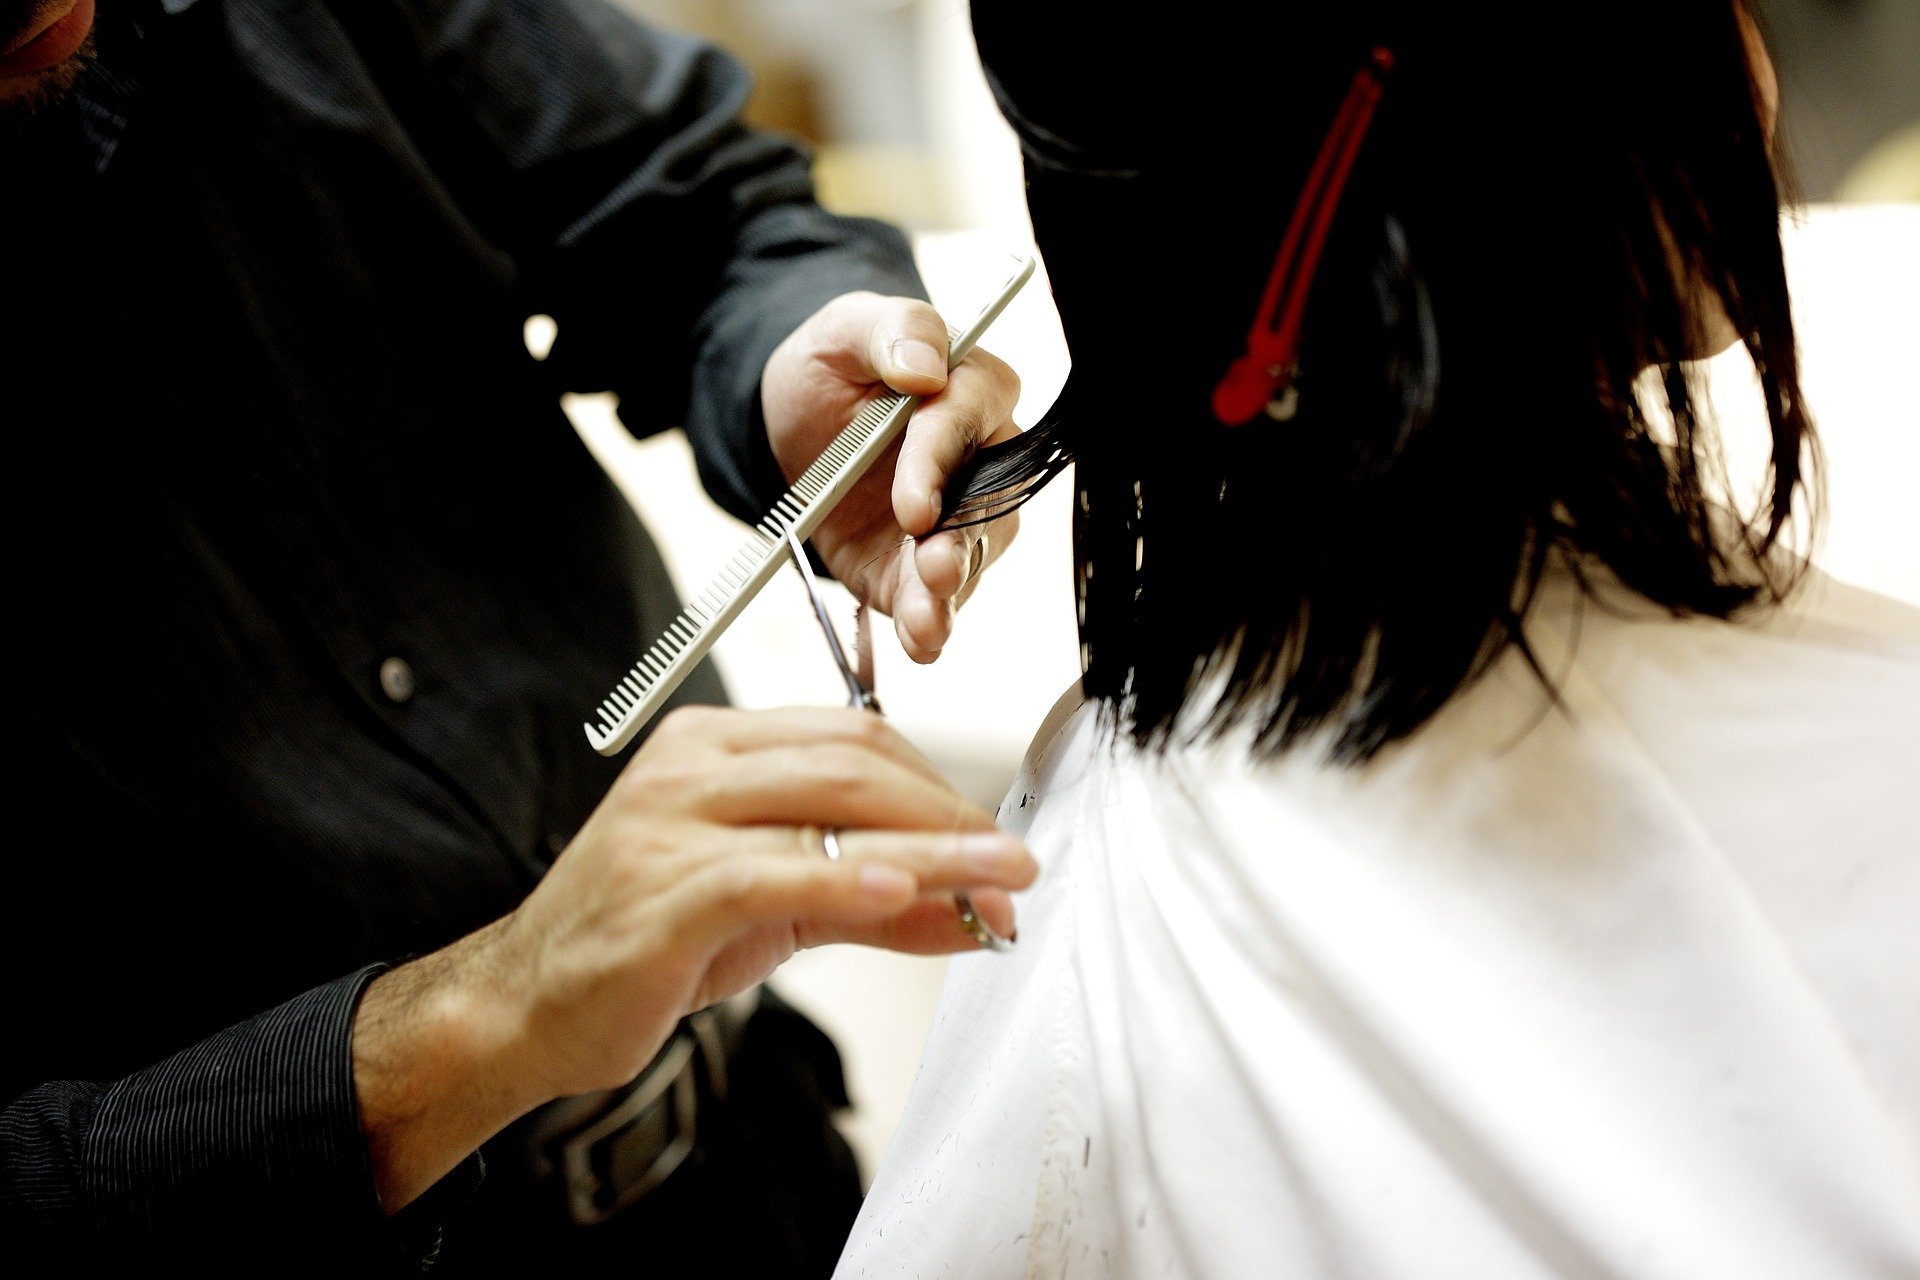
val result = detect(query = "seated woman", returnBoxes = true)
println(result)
[836,3,1920,1277]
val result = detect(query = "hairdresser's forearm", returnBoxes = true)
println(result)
[351,919,549,1213]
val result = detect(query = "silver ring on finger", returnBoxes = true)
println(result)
[821,827,844,862]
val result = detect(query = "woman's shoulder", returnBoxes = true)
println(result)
[1028,558,1920,911]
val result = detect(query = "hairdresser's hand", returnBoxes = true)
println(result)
[353,705,1032,1212]
[762,292,1022,663]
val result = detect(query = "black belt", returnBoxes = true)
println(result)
[519,988,758,1226]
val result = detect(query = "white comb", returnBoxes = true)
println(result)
[586,255,1036,755]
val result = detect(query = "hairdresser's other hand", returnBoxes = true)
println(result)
[762,292,1022,663]
[355,705,1034,1211]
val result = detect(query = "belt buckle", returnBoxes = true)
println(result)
[526,995,751,1228]
[556,1019,704,1227]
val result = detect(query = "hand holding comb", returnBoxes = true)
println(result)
[585,255,1036,755]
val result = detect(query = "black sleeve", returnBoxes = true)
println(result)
[1,966,478,1270]
[341,0,927,524]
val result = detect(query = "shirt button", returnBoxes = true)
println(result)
[378,657,416,704]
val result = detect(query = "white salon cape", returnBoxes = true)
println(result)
[836,566,1920,1279]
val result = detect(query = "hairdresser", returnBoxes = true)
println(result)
[0,0,1027,1271]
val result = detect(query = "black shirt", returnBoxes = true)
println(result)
[0,0,920,1266]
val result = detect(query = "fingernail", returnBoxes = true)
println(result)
[859,864,916,898]
[951,539,971,585]
[959,833,1027,876]
[890,338,946,383]
[927,490,944,528]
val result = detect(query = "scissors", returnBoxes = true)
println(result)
[785,527,1015,953]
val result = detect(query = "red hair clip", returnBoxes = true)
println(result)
[1212,47,1395,427]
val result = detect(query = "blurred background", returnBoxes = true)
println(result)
[613,0,1920,230]
[606,0,1025,234]
[566,0,1919,1181]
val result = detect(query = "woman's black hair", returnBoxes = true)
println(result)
[947,1,1814,763]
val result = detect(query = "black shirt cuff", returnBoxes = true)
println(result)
[83,965,482,1269]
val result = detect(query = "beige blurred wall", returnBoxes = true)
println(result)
[606,0,1030,233]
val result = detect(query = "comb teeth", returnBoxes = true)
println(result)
[583,391,918,755]
[584,256,1035,757]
